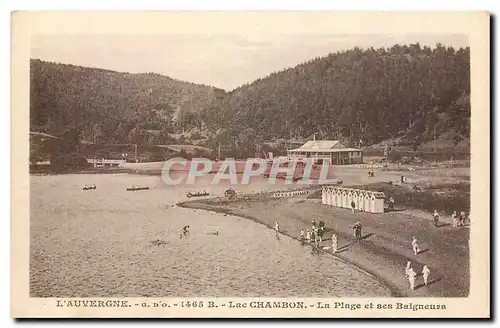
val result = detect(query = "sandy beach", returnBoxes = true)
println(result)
[178,192,470,298]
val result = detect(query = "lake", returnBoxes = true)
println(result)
[30,173,391,297]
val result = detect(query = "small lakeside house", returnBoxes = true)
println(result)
[287,140,363,165]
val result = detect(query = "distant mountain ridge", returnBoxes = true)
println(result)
[30,59,225,146]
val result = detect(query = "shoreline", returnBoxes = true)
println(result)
[177,199,401,297]
[177,194,469,298]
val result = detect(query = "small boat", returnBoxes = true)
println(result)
[186,191,210,198]
[127,186,150,191]
[83,185,97,191]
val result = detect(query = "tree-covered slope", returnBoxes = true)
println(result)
[222,43,470,152]
[30,59,225,145]
[30,43,470,157]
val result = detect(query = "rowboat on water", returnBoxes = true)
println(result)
[127,186,150,191]
[83,185,96,190]
[186,191,210,198]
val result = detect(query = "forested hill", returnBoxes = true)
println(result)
[30,43,470,155]
[222,43,470,152]
[30,59,225,145]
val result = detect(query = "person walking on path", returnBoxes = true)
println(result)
[422,265,431,286]
[331,234,338,253]
[412,236,421,255]
[459,211,467,227]
[318,218,325,231]
[433,210,440,227]
[407,267,417,290]
[310,228,316,243]
[353,222,362,240]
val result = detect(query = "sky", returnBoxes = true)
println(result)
[31,34,468,90]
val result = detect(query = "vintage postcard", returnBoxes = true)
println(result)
[11,11,490,318]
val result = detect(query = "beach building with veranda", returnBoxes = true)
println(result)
[287,140,363,165]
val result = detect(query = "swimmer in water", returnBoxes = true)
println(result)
[179,225,190,238]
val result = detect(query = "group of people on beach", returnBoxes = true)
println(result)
[432,209,468,228]
[405,260,431,291]
[295,219,364,254]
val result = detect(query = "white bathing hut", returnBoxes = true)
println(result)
[326,187,333,206]
[322,187,328,205]
[329,187,336,206]
[370,192,386,214]
[364,191,372,212]
[341,189,349,208]
[335,188,342,206]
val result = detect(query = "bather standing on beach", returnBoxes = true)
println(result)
[306,229,311,241]
[407,267,417,290]
[317,219,325,242]
[412,236,421,255]
[275,221,280,237]
[422,265,431,286]
[315,236,320,249]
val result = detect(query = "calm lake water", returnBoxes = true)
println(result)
[30,174,391,297]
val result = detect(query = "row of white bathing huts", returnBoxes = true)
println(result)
[321,187,386,214]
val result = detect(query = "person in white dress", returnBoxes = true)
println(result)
[412,236,421,255]
[275,221,279,237]
[422,265,431,286]
[407,267,417,290]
